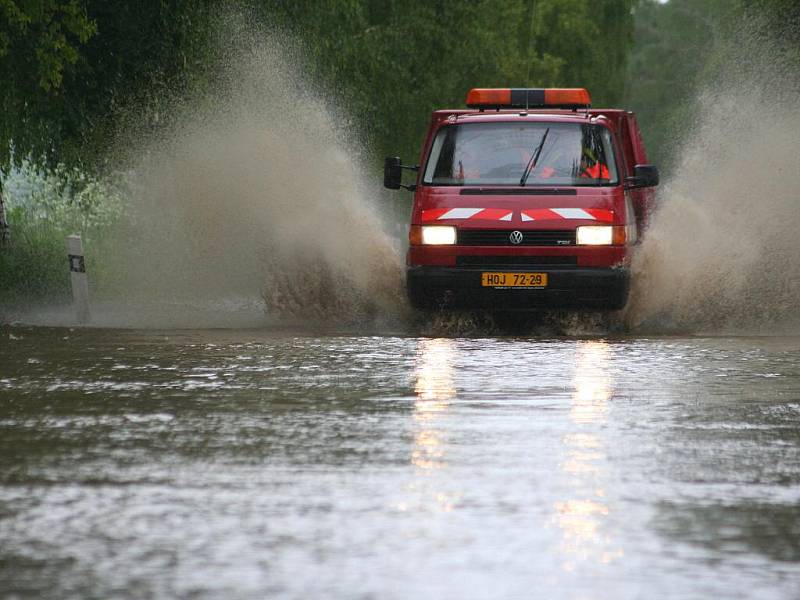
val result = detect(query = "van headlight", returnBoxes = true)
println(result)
[576,225,613,245]
[421,225,457,245]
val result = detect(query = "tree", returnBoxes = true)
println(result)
[0,0,96,243]
[625,0,800,171]
[258,0,636,166]
[0,0,639,247]
[0,0,219,245]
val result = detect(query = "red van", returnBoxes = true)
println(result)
[384,88,659,311]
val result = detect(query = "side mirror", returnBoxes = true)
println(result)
[384,157,403,190]
[625,164,659,188]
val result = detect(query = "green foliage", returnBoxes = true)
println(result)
[5,161,123,229]
[1,0,640,174]
[6,0,796,184]
[0,215,73,300]
[0,162,124,300]
[0,0,218,173]
[260,0,636,164]
[77,0,220,168]
[0,0,96,169]
[625,0,800,172]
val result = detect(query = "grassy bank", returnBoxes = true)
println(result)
[0,162,124,305]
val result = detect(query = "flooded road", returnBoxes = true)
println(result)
[1,326,799,599]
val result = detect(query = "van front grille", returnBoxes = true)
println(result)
[457,229,575,246]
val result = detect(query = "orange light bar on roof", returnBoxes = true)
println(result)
[465,88,591,109]
[465,88,511,107]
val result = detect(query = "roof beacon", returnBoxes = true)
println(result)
[465,88,592,110]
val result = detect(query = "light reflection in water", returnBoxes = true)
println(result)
[414,338,458,405]
[412,338,456,471]
[405,338,461,512]
[555,340,623,571]
[571,341,612,424]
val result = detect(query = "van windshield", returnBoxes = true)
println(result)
[422,121,618,187]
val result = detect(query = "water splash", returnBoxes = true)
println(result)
[105,25,405,328]
[626,48,800,334]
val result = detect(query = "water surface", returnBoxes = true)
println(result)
[1,326,799,599]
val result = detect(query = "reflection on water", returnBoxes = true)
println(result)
[555,341,623,570]
[412,338,456,471]
[414,338,458,404]
[571,342,612,424]
[408,338,460,511]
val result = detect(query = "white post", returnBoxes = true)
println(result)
[66,235,90,323]
[0,178,9,246]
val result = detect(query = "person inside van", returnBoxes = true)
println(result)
[579,147,610,180]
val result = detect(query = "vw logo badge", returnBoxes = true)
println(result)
[509,230,523,245]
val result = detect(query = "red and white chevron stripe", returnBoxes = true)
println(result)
[421,208,513,222]
[521,208,614,222]
[421,207,614,223]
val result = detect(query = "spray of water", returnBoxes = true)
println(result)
[103,24,405,328]
[626,29,800,335]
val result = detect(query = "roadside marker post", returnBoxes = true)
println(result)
[66,235,90,324]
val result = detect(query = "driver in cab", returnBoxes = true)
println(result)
[535,131,609,182]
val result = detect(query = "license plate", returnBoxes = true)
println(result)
[481,272,548,288]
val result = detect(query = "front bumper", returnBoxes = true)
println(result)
[407,266,630,311]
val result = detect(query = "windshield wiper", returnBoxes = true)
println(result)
[519,128,550,186]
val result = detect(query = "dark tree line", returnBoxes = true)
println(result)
[0,0,641,242]
[2,0,796,243]
[625,0,800,169]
